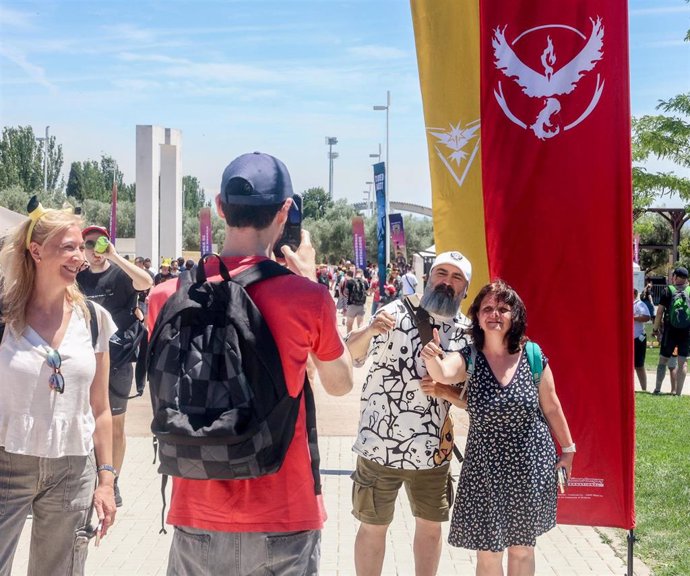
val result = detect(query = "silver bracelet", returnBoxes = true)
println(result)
[561,443,576,453]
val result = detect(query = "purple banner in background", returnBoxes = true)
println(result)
[389,213,407,269]
[200,207,213,255]
[352,216,367,270]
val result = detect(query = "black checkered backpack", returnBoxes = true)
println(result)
[147,255,321,529]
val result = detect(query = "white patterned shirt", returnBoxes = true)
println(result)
[352,299,471,470]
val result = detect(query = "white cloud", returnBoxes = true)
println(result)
[0,45,56,92]
[0,6,34,29]
[118,52,186,64]
[101,23,158,43]
[347,45,408,60]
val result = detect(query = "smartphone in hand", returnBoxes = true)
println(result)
[273,194,302,259]
[557,467,568,493]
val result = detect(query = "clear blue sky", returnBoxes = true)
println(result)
[1,0,688,208]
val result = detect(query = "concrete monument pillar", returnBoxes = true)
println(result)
[135,125,182,267]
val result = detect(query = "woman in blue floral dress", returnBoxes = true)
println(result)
[421,280,575,576]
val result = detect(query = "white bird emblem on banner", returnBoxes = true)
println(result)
[492,17,604,139]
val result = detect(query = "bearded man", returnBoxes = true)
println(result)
[345,251,472,576]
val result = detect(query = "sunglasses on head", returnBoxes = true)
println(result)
[46,348,65,393]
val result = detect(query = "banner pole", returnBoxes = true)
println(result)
[626,530,635,576]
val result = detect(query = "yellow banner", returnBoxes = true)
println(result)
[411,0,489,300]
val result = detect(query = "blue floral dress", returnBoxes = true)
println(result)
[448,347,557,551]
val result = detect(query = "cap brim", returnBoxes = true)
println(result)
[82,226,110,239]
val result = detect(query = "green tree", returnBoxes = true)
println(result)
[183,175,208,213]
[66,160,108,202]
[0,126,63,193]
[632,94,690,214]
[182,208,224,252]
[636,213,675,275]
[99,155,133,202]
[306,199,359,262]
[302,187,333,220]
[0,185,31,213]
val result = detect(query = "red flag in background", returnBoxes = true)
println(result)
[109,180,118,243]
[479,2,633,527]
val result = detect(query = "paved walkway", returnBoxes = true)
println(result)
[11,393,653,576]
[11,433,648,576]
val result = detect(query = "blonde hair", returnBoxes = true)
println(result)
[0,208,89,336]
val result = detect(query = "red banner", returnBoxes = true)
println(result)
[199,207,212,256]
[479,1,634,527]
[352,216,367,271]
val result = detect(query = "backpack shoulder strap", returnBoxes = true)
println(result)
[232,259,294,288]
[303,375,322,496]
[525,341,543,384]
[85,300,99,348]
[402,295,433,346]
[465,343,478,378]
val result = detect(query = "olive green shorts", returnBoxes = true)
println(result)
[351,456,452,525]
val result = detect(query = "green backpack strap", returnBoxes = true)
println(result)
[525,341,543,385]
[465,343,478,379]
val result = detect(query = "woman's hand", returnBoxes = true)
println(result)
[555,452,574,478]
[420,375,468,409]
[420,328,444,361]
[419,375,442,398]
[92,482,117,537]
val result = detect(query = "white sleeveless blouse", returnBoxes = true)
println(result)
[0,302,116,458]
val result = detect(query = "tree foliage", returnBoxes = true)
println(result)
[182,175,209,213]
[65,155,133,203]
[305,198,434,265]
[302,187,333,220]
[0,126,63,192]
[636,213,675,274]
[632,96,690,214]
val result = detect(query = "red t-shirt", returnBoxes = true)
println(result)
[146,255,344,532]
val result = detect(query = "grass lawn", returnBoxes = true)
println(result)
[631,392,690,575]
[644,346,660,371]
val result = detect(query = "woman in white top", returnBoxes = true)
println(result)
[0,198,118,575]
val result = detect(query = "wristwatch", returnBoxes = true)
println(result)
[561,443,576,453]
[96,464,118,476]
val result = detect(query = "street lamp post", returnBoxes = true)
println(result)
[365,180,374,216]
[373,91,391,265]
[35,126,50,193]
[369,143,382,163]
[325,136,339,199]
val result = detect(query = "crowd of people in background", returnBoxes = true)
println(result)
[317,259,423,324]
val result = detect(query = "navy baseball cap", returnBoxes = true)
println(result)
[220,152,293,206]
[673,266,689,278]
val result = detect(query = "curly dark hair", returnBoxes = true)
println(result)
[468,279,528,354]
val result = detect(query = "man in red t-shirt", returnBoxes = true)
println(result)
[147,152,353,575]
